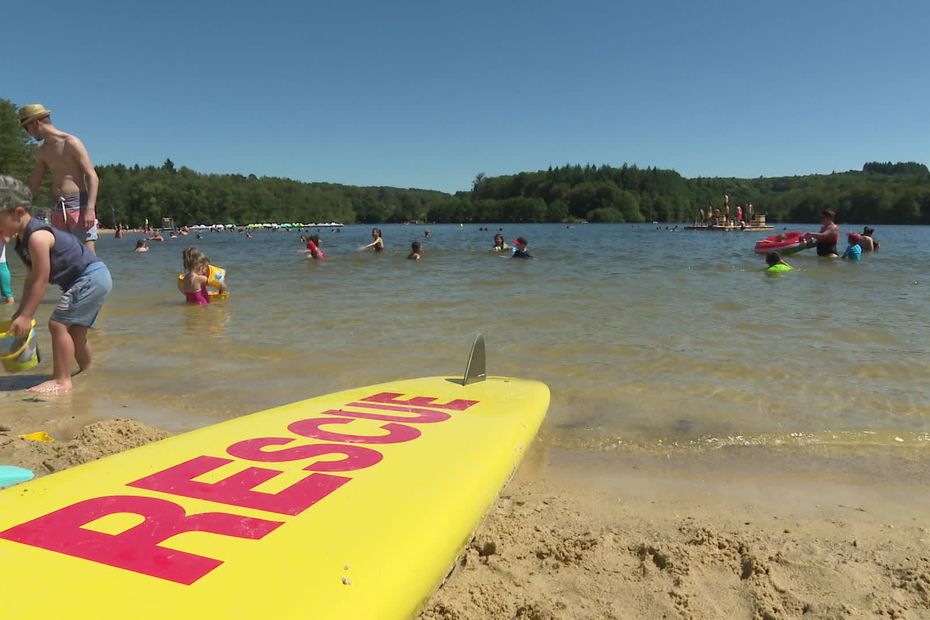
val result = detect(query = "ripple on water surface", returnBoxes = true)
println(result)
[2,223,928,454]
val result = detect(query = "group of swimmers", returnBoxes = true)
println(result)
[353,228,534,260]
[168,227,537,305]
[764,208,880,273]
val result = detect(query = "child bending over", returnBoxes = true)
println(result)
[0,175,112,393]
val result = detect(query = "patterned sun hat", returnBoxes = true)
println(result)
[0,175,33,210]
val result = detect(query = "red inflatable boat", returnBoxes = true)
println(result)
[754,231,814,255]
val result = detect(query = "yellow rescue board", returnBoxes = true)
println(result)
[0,375,549,619]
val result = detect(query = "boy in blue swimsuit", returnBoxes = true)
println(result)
[0,176,112,393]
[842,233,862,261]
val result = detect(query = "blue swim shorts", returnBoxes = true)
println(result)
[51,262,112,327]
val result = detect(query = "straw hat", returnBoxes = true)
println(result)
[18,103,51,127]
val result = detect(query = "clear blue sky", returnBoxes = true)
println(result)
[4,0,928,193]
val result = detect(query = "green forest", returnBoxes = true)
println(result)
[3,98,929,226]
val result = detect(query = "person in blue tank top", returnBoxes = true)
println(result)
[0,175,112,394]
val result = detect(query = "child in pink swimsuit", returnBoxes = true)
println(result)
[178,246,210,305]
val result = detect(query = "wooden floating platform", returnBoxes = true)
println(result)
[684,224,774,232]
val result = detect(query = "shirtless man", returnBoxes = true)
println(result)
[19,103,99,253]
[859,226,878,252]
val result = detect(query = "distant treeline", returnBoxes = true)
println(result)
[94,162,446,227]
[3,98,929,226]
[432,162,930,225]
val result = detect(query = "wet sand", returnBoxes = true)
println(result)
[2,414,928,619]
[420,447,930,619]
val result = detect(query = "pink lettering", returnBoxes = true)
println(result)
[359,392,479,411]
[332,404,451,424]
[288,417,420,444]
[0,495,281,584]
[128,455,348,516]
[226,437,383,471]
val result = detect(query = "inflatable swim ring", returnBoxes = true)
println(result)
[754,232,814,255]
[177,264,229,301]
[207,264,226,290]
[177,275,229,301]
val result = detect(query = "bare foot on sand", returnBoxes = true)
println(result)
[27,379,73,394]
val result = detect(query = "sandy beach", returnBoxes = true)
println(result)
[2,412,928,619]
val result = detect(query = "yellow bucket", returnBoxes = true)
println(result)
[0,320,40,374]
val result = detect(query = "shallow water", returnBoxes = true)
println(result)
[1,223,928,457]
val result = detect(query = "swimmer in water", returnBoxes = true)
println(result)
[492,233,510,252]
[512,237,534,259]
[808,208,839,257]
[408,241,422,260]
[302,234,325,259]
[765,252,792,273]
[842,233,862,261]
[359,228,384,252]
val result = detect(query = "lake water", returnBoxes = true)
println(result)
[2,223,928,461]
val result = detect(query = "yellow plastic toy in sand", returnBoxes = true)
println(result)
[0,319,40,373]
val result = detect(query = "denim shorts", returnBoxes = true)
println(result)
[51,262,112,327]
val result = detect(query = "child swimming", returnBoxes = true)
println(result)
[408,241,422,260]
[765,252,792,273]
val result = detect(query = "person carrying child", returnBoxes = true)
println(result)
[859,227,879,252]
[0,175,112,393]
